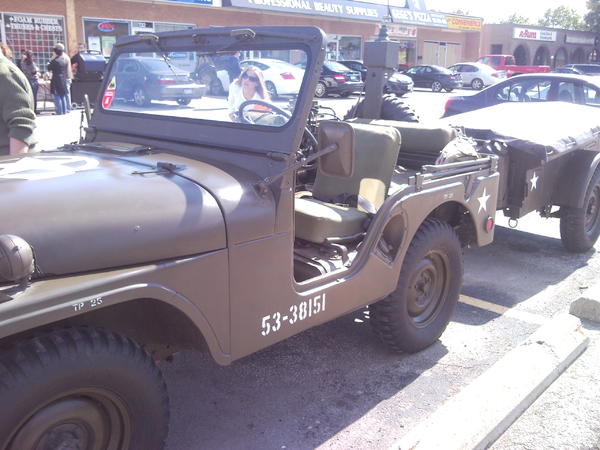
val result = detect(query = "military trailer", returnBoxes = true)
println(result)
[441,102,600,252]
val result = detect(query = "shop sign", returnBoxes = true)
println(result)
[513,27,556,42]
[97,22,116,32]
[565,35,596,45]
[387,24,417,38]
[389,8,448,27]
[226,0,387,21]
[161,0,214,4]
[3,14,63,33]
[447,16,482,31]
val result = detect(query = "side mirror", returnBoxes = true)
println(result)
[317,120,354,178]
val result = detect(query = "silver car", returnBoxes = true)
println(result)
[448,62,505,90]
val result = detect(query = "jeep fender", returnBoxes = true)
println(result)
[553,151,600,209]
[0,252,232,366]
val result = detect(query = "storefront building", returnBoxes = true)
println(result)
[1,0,482,69]
[482,23,600,67]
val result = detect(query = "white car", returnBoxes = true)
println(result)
[240,58,305,98]
[448,62,506,90]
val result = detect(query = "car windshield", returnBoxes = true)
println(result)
[324,60,351,72]
[102,47,308,127]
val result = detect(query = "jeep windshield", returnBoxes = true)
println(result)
[101,46,308,127]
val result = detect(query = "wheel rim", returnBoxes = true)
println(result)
[473,79,482,89]
[585,184,600,234]
[266,82,276,97]
[432,81,441,92]
[8,389,130,450]
[133,88,145,106]
[315,83,326,97]
[406,251,450,327]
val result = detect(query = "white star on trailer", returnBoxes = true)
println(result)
[530,172,539,190]
[477,188,490,213]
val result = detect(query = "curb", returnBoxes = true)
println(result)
[570,282,600,323]
[391,313,589,450]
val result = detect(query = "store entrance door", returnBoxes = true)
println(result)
[423,41,461,66]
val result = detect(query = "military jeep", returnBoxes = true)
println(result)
[0,27,500,449]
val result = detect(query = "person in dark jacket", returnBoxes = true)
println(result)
[47,45,68,115]
[20,50,39,114]
[0,53,36,155]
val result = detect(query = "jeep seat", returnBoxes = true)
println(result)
[295,122,401,243]
[350,119,456,169]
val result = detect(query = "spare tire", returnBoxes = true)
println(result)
[344,94,419,122]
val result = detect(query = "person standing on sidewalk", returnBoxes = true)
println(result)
[47,45,69,115]
[54,43,73,112]
[20,51,40,115]
[0,52,36,155]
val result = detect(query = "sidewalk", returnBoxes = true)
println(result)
[492,319,600,450]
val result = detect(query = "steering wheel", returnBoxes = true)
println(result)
[238,100,291,125]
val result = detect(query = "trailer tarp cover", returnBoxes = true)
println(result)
[440,102,600,159]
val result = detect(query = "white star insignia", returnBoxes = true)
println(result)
[0,155,99,181]
[530,172,539,191]
[477,188,490,214]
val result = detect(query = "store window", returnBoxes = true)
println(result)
[1,13,66,65]
[83,19,130,58]
[326,35,362,61]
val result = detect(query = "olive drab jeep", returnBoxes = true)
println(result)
[0,27,500,449]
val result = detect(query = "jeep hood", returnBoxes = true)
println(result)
[0,152,226,277]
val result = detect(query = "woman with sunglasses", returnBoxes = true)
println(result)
[228,66,270,121]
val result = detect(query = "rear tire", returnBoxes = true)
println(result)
[560,169,600,252]
[344,93,419,122]
[431,81,443,92]
[0,327,169,450]
[133,86,150,106]
[471,78,484,90]
[370,219,462,353]
[315,82,327,98]
[265,81,278,99]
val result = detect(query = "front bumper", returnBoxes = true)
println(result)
[386,81,414,95]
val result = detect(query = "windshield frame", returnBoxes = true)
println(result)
[89,26,325,157]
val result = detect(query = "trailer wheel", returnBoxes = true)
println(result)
[343,94,419,122]
[370,219,462,353]
[0,327,169,450]
[560,169,600,253]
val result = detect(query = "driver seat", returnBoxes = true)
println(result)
[295,122,401,244]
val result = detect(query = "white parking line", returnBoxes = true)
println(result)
[459,295,549,326]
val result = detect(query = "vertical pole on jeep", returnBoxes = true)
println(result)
[362,24,400,120]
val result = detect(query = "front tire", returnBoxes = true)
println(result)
[0,327,169,450]
[431,81,443,92]
[265,81,278,99]
[370,219,463,353]
[560,169,600,252]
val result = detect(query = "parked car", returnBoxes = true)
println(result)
[337,59,367,81]
[240,58,305,98]
[476,55,551,77]
[448,62,505,90]
[315,60,364,98]
[403,65,462,92]
[443,73,600,117]
[114,57,205,106]
[338,60,413,96]
[554,64,600,76]
[553,65,585,75]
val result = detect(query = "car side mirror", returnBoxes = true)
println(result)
[317,120,354,178]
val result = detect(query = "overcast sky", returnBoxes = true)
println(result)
[425,0,589,23]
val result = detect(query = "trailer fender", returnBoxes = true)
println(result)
[553,151,600,209]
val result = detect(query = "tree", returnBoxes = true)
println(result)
[499,13,532,25]
[584,0,600,32]
[537,6,586,30]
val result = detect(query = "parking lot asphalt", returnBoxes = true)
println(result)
[34,89,600,450]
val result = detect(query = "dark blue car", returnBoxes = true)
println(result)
[403,65,462,92]
[443,73,600,117]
